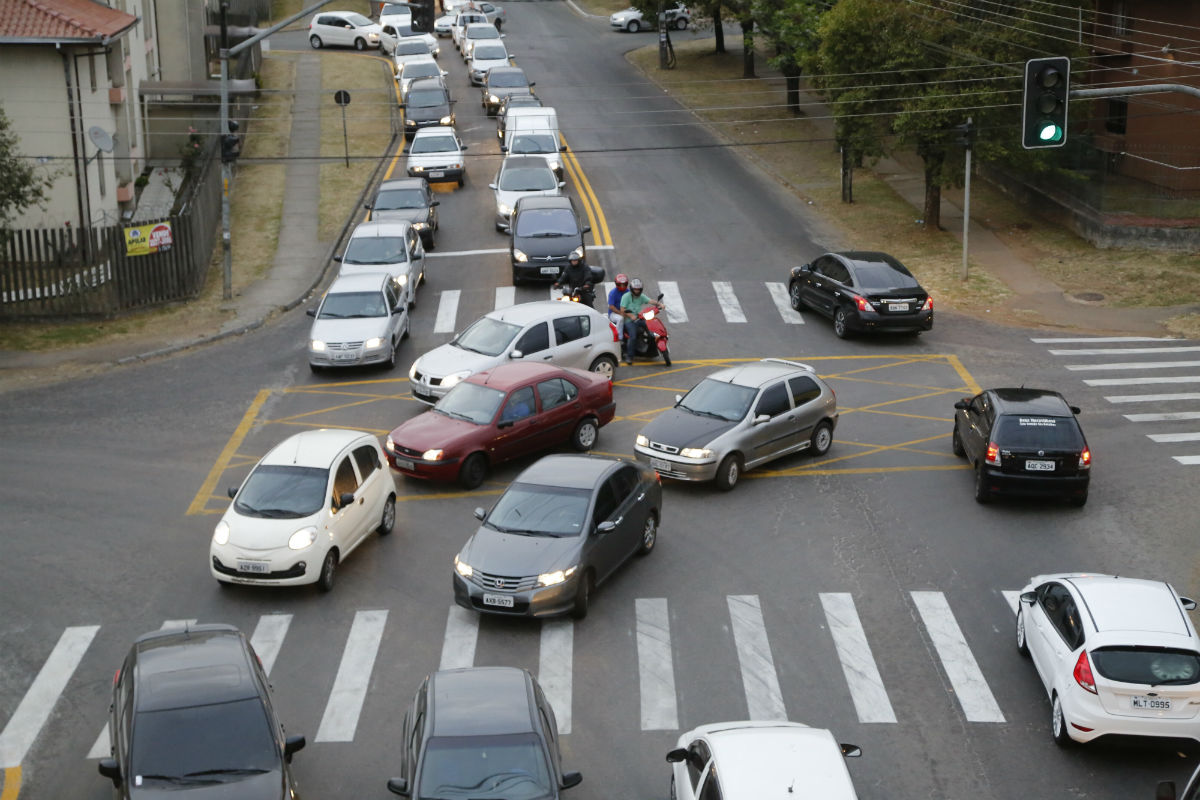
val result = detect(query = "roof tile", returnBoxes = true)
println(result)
[0,0,137,42]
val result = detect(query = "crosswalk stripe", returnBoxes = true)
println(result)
[819,593,896,723]
[1,626,99,768]
[1105,392,1200,403]
[727,595,786,721]
[1051,346,1200,356]
[1033,336,1182,343]
[600,282,614,311]
[635,598,678,731]
[1002,591,1021,616]
[538,620,573,735]
[315,610,388,743]
[1125,412,1200,422]
[1067,360,1200,371]
[434,289,460,334]
[160,619,197,630]
[766,282,804,324]
[439,605,478,670]
[1148,432,1200,443]
[1084,375,1200,386]
[656,281,688,324]
[713,282,746,323]
[1174,456,1200,465]
[911,591,1004,723]
[494,286,515,310]
[249,614,293,676]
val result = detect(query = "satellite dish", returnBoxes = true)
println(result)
[88,126,114,153]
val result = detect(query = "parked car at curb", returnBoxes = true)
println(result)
[787,251,933,338]
[309,11,386,50]
[365,177,439,249]
[307,272,410,371]
[610,2,690,32]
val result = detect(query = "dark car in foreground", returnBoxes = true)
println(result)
[387,666,581,799]
[366,177,439,248]
[509,196,590,283]
[98,625,305,799]
[482,65,534,116]
[453,454,662,618]
[401,76,454,137]
[788,251,933,338]
[952,387,1091,506]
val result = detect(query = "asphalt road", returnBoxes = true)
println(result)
[2,5,1199,800]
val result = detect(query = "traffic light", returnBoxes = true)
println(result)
[221,120,241,164]
[1022,57,1070,149]
[410,0,434,33]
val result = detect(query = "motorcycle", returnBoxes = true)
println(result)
[630,293,671,367]
[552,282,596,309]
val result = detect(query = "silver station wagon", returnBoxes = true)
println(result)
[633,359,838,490]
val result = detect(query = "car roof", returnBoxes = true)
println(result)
[1062,575,1194,638]
[707,359,817,390]
[830,251,911,274]
[430,667,536,736]
[515,195,574,212]
[411,125,458,139]
[470,362,575,391]
[501,155,553,171]
[132,626,259,712]
[326,272,392,293]
[516,454,621,489]
[350,220,412,238]
[987,388,1073,415]
[466,21,498,29]
[409,76,447,91]
[700,722,857,800]
[378,177,430,193]
[507,105,555,118]
[487,65,523,77]
[487,300,600,325]
[260,428,370,468]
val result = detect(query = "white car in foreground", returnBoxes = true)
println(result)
[210,428,397,592]
[406,125,467,186]
[667,721,861,800]
[1017,573,1200,745]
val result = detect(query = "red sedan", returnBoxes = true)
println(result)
[386,362,616,489]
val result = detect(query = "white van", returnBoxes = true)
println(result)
[502,115,566,177]
[499,106,558,146]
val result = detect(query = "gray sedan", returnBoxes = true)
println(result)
[633,359,838,490]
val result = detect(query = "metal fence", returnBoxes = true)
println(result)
[0,145,222,320]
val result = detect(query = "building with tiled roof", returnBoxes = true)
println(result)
[0,0,139,44]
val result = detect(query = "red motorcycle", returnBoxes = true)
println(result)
[631,293,671,367]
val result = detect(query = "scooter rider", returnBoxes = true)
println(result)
[607,273,630,333]
[620,278,662,364]
[553,253,595,307]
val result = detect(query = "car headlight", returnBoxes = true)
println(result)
[409,362,419,379]
[569,246,584,260]
[385,436,396,451]
[213,521,230,546]
[411,164,424,172]
[440,114,453,125]
[451,162,463,169]
[442,370,471,389]
[365,337,384,349]
[289,527,318,550]
[489,94,499,104]
[412,221,428,230]
[680,447,714,459]
[498,202,512,216]
[636,434,649,447]
[548,159,561,172]
[512,248,528,263]
[395,274,409,286]
[538,566,577,587]
[369,32,380,40]
[454,554,473,577]
[311,340,326,352]
[423,449,444,461]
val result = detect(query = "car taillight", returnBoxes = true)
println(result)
[609,322,619,342]
[1073,650,1097,694]
[985,442,1001,466]
[921,297,933,311]
[853,295,871,312]
[1078,448,1091,469]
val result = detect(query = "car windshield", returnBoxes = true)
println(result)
[469,26,500,39]
[515,208,577,237]
[509,134,556,154]
[490,72,528,88]
[343,236,406,265]
[411,135,458,154]
[235,464,327,518]
[1091,647,1200,686]
[382,3,409,14]
[375,188,427,210]
[408,88,448,108]
[853,264,920,291]
[485,482,591,536]
[473,44,506,59]
[346,12,373,26]
[452,316,522,356]
[435,382,506,425]
[397,41,430,54]
[678,379,757,422]
[993,415,1085,450]
[418,733,552,800]
[130,698,277,783]
[499,167,556,192]
[404,62,440,80]
[319,291,389,319]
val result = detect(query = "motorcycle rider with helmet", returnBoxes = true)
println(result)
[620,277,663,364]
[607,273,630,334]
[553,253,596,308]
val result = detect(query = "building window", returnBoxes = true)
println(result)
[1110,0,1129,36]
[1106,98,1128,135]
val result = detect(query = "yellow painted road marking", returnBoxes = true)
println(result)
[2,766,21,800]
[188,389,270,515]
[561,139,611,246]
[947,353,981,395]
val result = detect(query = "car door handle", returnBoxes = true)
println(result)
[542,355,553,360]
[584,343,593,348]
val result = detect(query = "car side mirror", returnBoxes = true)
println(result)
[560,144,567,151]
[497,419,514,429]
[753,414,770,426]
[387,777,411,797]
[499,145,508,152]
[284,735,306,762]
[674,394,683,404]
[338,491,356,508]
[561,771,582,789]
[364,202,373,210]
[1020,591,1037,605]
[596,520,616,534]
[1070,405,1081,415]
[306,308,316,317]
[1181,597,1197,611]
[665,748,688,763]
[461,143,469,150]
[227,486,238,498]
[953,400,968,410]
[840,743,862,758]
[474,507,486,520]
[431,200,440,207]
[397,103,406,109]
[558,181,566,188]
[489,183,497,189]
[582,224,591,233]
[1157,781,1177,800]
[98,758,121,786]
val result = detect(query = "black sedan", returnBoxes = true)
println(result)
[452,454,662,618]
[365,177,440,248]
[509,196,590,283]
[482,65,534,116]
[788,251,933,338]
[98,625,305,799]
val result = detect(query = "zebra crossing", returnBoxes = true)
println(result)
[0,589,1027,769]
[1035,336,1200,465]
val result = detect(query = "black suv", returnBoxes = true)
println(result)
[509,196,592,284]
[788,251,933,338]
[952,388,1091,506]
[402,77,454,138]
[98,624,305,799]
[387,667,582,799]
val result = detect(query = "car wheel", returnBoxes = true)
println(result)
[627,19,640,32]
[1051,694,1072,746]
[318,550,338,593]
[1069,490,1089,508]
[377,494,396,535]
[952,425,965,457]
[833,307,851,339]
[789,281,806,310]
[571,571,593,619]
[715,453,741,491]
[810,420,833,456]
[216,578,233,588]
[1016,608,1030,657]
[354,37,367,51]
[385,342,397,370]
[638,512,658,555]
[974,462,990,504]
[401,314,410,340]
[674,16,688,29]
[457,175,464,187]
[662,347,671,367]
[310,34,323,49]
[588,354,617,379]
[459,452,488,490]
[671,774,677,800]
[571,417,599,452]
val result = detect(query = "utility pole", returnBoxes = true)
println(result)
[955,117,974,282]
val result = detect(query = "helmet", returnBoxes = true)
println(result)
[569,253,581,263]
[630,278,644,290]
[615,273,628,287]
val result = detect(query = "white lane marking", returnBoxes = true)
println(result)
[635,598,679,731]
[1125,412,1200,422]
[434,289,460,334]
[819,593,896,723]
[539,620,574,735]
[1002,591,1022,616]
[1067,360,1200,371]
[439,605,478,670]
[315,610,388,742]
[713,282,746,323]
[250,614,293,676]
[911,591,1004,723]
[425,245,615,258]
[1105,392,1200,403]
[600,282,614,309]
[160,619,197,629]
[766,282,804,324]
[1,626,100,767]
[727,595,786,721]
[1051,346,1200,355]
[1033,336,1182,343]
[1175,456,1200,465]
[656,280,688,324]
[1148,432,1200,443]
[494,286,515,309]
[1084,375,1200,386]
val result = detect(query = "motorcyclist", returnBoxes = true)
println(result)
[553,253,595,307]
[620,278,663,364]
[607,273,630,334]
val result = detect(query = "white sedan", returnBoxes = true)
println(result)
[1017,572,1200,745]
[210,428,397,592]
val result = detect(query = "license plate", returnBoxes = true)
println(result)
[483,593,514,608]
[888,302,909,312]
[333,352,358,361]
[237,561,270,574]
[429,170,445,178]
[395,459,414,471]
[650,458,672,471]
[1025,459,1056,471]
[540,267,559,275]
[1132,696,1172,710]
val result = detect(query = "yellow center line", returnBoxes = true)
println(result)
[2,766,20,800]
[188,389,270,515]
[561,139,611,246]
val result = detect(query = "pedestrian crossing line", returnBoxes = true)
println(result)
[766,282,804,324]
[1105,392,1200,404]
[539,620,574,735]
[727,595,787,721]
[911,591,1005,723]
[494,286,515,310]
[0,626,99,768]
[434,289,460,333]
[249,614,293,676]
[1032,336,1182,343]
[635,598,679,731]
[1050,345,1200,356]
[1125,412,1200,422]
[1067,360,1200,371]
[819,593,896,724]
[656,281,688,324]
[1084,375,1200,387]
[713,282,747,323]
[1148,432,1200,443]
[439,605,478,670]
[1175,456,1200,465]
[315,610,388,743]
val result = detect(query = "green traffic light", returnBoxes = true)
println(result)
[1038,122,1063,142]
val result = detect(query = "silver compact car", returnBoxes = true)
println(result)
[634,359,837,490]
[307,272,410,372]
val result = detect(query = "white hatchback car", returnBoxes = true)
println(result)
[467,40,510,86]
[490,155,563,231]
[210,428,397,592]
[392,37,436,72]
[397,57,447,98]
[337,220,426,303]
[406,125,467,186]
[409,301,621,403]
[1017,573,1200,745]
[309,11,386,50]
[667,721,861,800]
[307,272,410,371]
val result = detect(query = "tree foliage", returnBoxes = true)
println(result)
[0,105,51,231]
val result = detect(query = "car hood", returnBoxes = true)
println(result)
[310,315,391,343]
[416,342,502,379]
[495,184,560,210]
[640,407,740,449]
[389,409,483,453]
[461,525,582,576]
[512,233,581,260]
[223,509,322,549]
[371,207,429,225]
[130,771,285,800]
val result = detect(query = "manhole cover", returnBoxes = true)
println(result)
[1073,292,1105,302]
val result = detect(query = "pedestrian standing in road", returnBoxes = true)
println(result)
[494,15,503,32]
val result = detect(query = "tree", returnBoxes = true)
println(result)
[0,105,51,231]
[754,0,822,114]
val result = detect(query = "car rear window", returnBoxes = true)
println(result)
[853,264,920,291]
[1091,647,1200,686]
[993,415,1085,450]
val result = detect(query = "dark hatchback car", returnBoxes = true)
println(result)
[453,454,662,618]
[788,251,933,338]
[482,65,534,116]
[387,666,582,800]
[952,388,1091,506]
[509,196,590,284]
[401,77,454,137]
[98,625,306,799]
[365,177,439,248]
